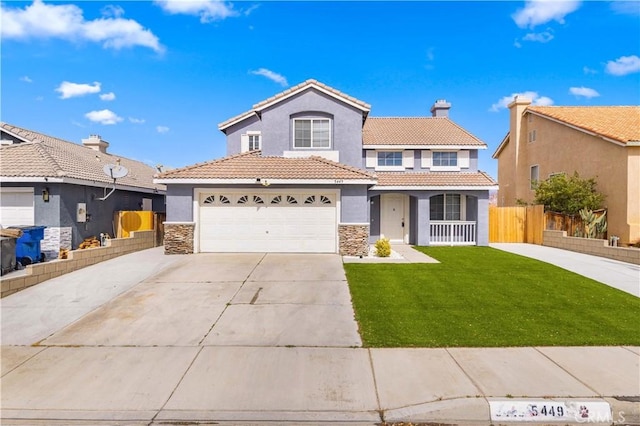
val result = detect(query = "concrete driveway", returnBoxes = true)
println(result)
[36,252,361,348]
[2,247,638,425]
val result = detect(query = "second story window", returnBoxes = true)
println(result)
[248,134,261,151]
[294,119,331,148]
[377,151,402,166]
[433,151,457,167]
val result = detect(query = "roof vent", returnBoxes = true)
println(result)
[430,99,451,118]
[82,134,109,153]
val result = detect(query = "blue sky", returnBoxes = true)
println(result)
[2,0,639,179]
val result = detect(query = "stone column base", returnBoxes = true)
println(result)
[164,222,195,254]
[338,224,370,257]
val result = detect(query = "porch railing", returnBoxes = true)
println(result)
[430,221,476,245]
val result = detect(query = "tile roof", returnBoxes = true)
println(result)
[0,122,165,191]
[374,171,497,188]
[363,117,487,146]
[527,106,640,144]
[218,79,370,130]
[157,151,377,181]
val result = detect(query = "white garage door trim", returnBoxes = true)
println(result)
[194,188,340,253]
[0,187,35,227]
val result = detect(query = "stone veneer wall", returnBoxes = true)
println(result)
[1,230,155,298]
[164,223,195,254]
[339,224,370,257]
[41,227,72,261]
[544,230,640,265]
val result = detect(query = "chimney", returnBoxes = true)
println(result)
[82,134,109,153]
[430,99,451,118]
[507,95,532,174]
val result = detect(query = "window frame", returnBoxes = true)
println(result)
[429,194,462,221]
[377,151,403,167]
[248,133,261,151]
[430,151,459,171]
[530,165,539,190]
[292,118,332,149]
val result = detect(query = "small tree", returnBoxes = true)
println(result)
[533,172,605,215]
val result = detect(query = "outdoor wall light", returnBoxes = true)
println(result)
[42,187,50,202]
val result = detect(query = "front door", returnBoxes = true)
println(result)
[381,194,406,243]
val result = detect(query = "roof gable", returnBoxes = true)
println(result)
[0,122,165,192]
[527,106,640,145]
[218,79,370,131]
[363,117,487,147]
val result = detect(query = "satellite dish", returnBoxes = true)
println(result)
[97,163,128,201]
[103,164,129,179]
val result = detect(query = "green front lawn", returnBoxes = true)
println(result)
[344,246,640,347]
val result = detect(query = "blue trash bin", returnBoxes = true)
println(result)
[11,226,46,265]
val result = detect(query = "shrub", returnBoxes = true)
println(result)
[375,238,391,257]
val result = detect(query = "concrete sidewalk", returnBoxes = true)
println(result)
[1,247,639,425]
[492,243,640,297]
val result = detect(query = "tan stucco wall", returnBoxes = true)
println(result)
[496,112,638,244]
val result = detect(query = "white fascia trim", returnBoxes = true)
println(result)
[256,83,371,113]
[218,111,258,131]
[527,111,628,147]
[1,176,165,194]
[1,176,64,183]
[155,178,377,185]
[364,144,487,150]
[626,141,640,146]
[370,185,498,191]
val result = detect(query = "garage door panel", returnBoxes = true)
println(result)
[0,189,35,227]
[199,192,337,253]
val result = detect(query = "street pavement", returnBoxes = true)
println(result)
[1,245,638,425]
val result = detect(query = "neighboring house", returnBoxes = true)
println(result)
[492,97,640,245]
[0,122,166,259]
[156,79,497,256]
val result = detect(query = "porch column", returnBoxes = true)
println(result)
[477,194,490,246]
[416,194,430,246]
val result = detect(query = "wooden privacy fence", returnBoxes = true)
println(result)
[113,211,166,246]
[489,205,545,244]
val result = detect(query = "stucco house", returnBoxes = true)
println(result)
[492,97,640,245]
[0,122,166,259]
[156,79,497,256]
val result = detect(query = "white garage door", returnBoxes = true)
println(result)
[198,191,337,253]
[0,187,35,227]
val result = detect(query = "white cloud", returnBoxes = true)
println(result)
[514,39,523,48]
[20,76,33,83]
[512,0,581,28]
[129,117,145,124]
[583,66,597,74]
[156,125,170,133]
[56,81,101,99]
[85,109,123,125]
[154,0,238,23]
[490,91,554,112]
[605,55,640,76]
[522,30,554,43]
[569,86,600,98]
[250,68,288,86]
[100,92,116,101]
[1,0,163,53]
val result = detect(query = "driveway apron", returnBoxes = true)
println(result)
[1,250,373,424]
